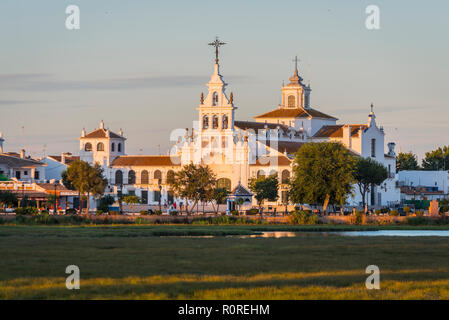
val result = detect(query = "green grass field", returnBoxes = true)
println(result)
[1,225,449,299]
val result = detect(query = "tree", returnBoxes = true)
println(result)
[122,195,140,213]
[249,175,279,215]
[210,187,229,214]
[422,146,449,171]
[98,195,115,213]
[167,163,216,215]
[289,142,356,212]
[63,160,108,214]
[353,157,389,208]
[0,190,17,210]
[396,152,420,172]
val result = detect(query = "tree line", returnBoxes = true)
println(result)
[396,146,449,172]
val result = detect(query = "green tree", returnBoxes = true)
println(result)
[396,152,420,172]
[167,163,216,215]
[98,195,115,213]
[123,195,140,213]
[211,187,229,214]
[422,146,449,171]
[249,175,279,215]
[0,190,17,210]
[289,142,356,212]
[353,157,389,208]
[63,160,108,214]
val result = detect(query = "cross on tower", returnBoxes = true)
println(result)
[208,37,226,64]
[293,56,300,71]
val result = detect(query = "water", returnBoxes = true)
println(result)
[336,230,449,237]
[227,232,297,239]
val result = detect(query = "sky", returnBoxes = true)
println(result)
[0,0,448,162]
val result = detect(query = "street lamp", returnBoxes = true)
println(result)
[118,181,123,215]
[21,182,25,208]
[54,182,58,215]
[158,178,162,212]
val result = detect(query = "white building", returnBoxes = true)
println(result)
[398,170,449,201]
[41,153,80,181]
[74,41,400,209]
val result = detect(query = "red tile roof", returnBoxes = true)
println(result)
[111,155,181,167]
[48,155,80,164]
[260,140,305,155]
[312,124,367,138]
[254,107,337,120]
[250,155,292,167]
[234,120,290,132]
[80,128,124,139]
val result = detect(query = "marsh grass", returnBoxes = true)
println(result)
[2,225,449,299]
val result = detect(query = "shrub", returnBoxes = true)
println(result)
[416,210,424,217]
[153,210,162,215]
[348,211,366,225]
[289,210,318,225]
[96,210,103,215]
[440,205,449,213]
[109,210,119,216]
[140,210,148,215]
[406,216,428,226]
[230,210,239,216]
[245,208,259,215]
[374,209,381,216]
[65,208,76,215]
[390,209,399,216]
[403,206,411,214]
[15,207,39,216]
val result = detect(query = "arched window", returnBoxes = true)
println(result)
[84,143,92,152]
[128,170,136,184]
[269,170,278,177]
[371,138,376,157]
[117,143,122,152]
[167,170,175,184]
[212,92,218,106]
[141,170,149,184]
[97,142,104,151]
[257,170,265,179]
[111,143,115,152]
[222,115,228,129]
[281,170,290,184]
[115,170,123,185]
[154,170,162,180]
[203,115,209,129]
[288,95,296,108]
[217,178,231,191]
[212,115,219,129]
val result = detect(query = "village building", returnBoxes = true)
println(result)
[75,41,400,210]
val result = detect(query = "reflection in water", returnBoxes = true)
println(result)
[228,232,297,239]
[338,230,449,237]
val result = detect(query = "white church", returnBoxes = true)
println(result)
[77,39,400,210]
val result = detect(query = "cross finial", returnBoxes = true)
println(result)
[208,36,226,64]
[293,56,300,71]
[371,103,374,113]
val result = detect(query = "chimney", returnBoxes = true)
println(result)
[61,152,66,164]
[119,128,123,136]
[100,120,104,129]
[81,128,86,137]
[20,149,25,158]
[343,125,352,149]
[388,142,396,156]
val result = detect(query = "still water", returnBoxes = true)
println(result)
[229,230,449,238]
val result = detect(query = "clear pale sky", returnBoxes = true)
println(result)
[0,0,448,161]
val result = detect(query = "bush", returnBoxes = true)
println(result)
[403,206,411,214]
[390,209,399,216]
[140,210,148,216]
[348,211,366,225]
[230,210,239,216]
[289,210,318,225]
[15,207,39,216]
[406,216,428,226]
[440,205,448,213]
[96,210,103,215]
[109,210,119,216]
[416,210,424,217]
[374,209,381,216]
[65,208,76,215]
[245,208,259,215]
[153,210,162,215]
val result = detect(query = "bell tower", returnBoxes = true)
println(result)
[281,56,311,109]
